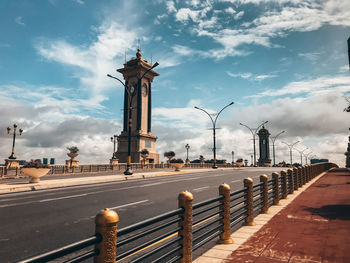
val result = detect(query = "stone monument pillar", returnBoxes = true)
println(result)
[258,126,271,167]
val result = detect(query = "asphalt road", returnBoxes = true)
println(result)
[0,167,281,262]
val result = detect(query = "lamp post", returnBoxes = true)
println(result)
[107,61,159,175]
[185,144,190,163]
[296,147,308,166]
[194,102,234,169]
[270,130,285,166]
[7,124,23,159]
[110,134,118,159]
[304,151,313,165]
[231,151,234,164]
[239,121,268,167]
[282,141,299,166]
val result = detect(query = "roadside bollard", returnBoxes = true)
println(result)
[90,165,93,173]
[287,169,294,194]
[244,177,256,226]
[293,167,299,191]
[272,172,280,205]
[16,167,19,177]
[218,184,233,244]
[297,167,302,187]
[178,191,193,263]
[307,165,311,182]
[94,208,119,263]
[260,175,269,213]
[1,166,4,178]
[302,166,306,185]
[281,170,288,199]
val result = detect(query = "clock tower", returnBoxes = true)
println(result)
[115,49,160,164]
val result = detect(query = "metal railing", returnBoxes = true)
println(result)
[1,163,236,178]
[17,162,337,263]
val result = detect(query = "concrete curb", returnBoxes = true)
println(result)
[0,168,228,195]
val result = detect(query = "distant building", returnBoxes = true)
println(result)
[50,158,55,165]
[310,159,329,164]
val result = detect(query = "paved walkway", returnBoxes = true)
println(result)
[222,168,350,263]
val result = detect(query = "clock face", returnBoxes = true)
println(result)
[129,83,136,95]
[142,84,148,97]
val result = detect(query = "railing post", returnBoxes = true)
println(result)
[281,170,288,199]
[260,175,269,213]
[297,167,302,187]
[244,177,256,226]
[293,167,299,191]
[16,167,19,177]
[218,184,233,244]
[178,191,193,263]
[90,165,93,173]
[1,166,4,178]
[301,165,306,185]
[287,169,294,194]
[272,172,280,205]
[94,208,119,263]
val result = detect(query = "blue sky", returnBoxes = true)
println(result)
[0,0,349,165]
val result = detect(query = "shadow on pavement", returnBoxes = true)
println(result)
[303,205,350,220]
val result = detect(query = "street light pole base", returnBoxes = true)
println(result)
[124,167,133,175]
[212,165,218,169]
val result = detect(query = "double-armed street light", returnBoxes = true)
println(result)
[282,140,299,165]
[194,102,234,169]
[304,151,313,165]
[7,124,23,159]
[296,147,309,166]
[239,121,268,167]
[110,134,118,159]
[107,61,159,175]
[270,130,285,166]
[185,144,190,163]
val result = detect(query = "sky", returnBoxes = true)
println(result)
[0,0,349,166]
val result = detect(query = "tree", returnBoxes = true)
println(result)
[141,149,149,165]
[164,151,175,163]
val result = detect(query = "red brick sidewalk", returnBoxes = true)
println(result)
[225,168,350,263]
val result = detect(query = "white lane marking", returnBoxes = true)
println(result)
[193,186,209,192]
[109,200,149,210]
[39,193,87,202]
[231,179,241,183]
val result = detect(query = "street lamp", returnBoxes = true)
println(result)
[195,102,234,169]
[304,151,313,165]
[107,61,159,175]
[110,134,118,159]
[295,147,308,166]
[270,130,285,166]
[185,144,190,163]
[7,124,23,159]
[239,121,268,167]
[282,141,299,166]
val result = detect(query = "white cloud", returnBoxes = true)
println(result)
[225,7,236,14]
[169,1,350,59]
[249,75,350,97]
[35,22,137,99]
[234,11,244,20]
[0,85,120,164]
[15,16,25,26]
[73,0,84,4]
[166,0,177,13]
[227,71,276,81]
